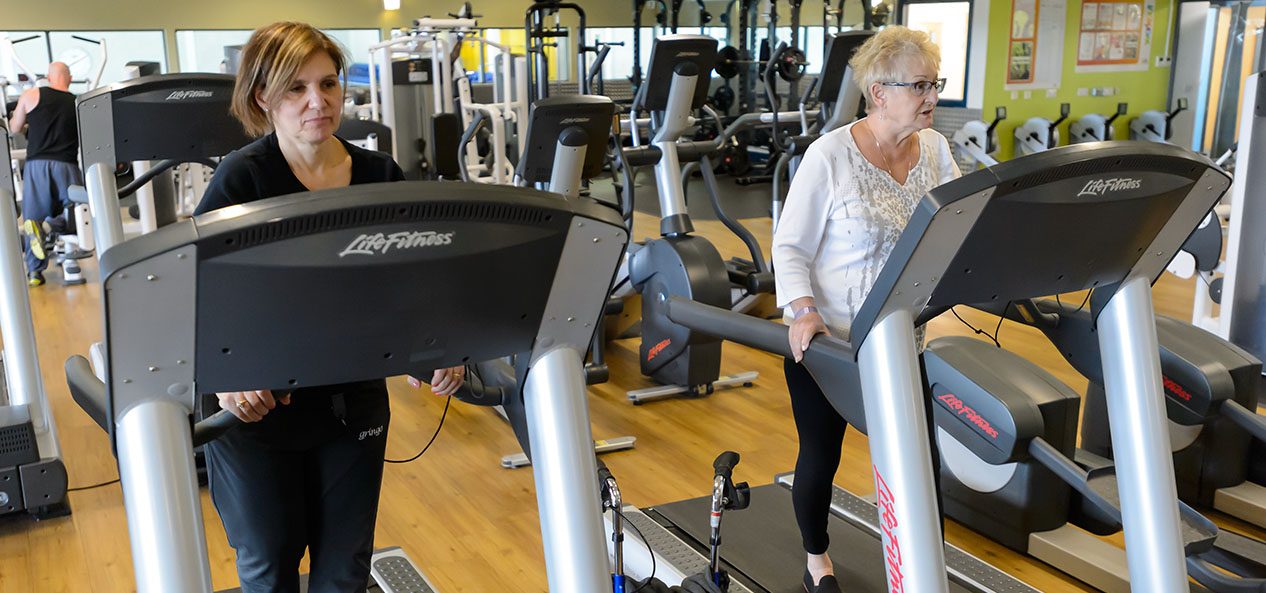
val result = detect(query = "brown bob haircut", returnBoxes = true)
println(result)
[231,22,347,136]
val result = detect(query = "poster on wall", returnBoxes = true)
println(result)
[1075,0,1154,72]
[1004,0,1067,90]
[1008,0,1037,82]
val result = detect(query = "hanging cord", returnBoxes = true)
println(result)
[950,306,1003,348]
[386,392,453,464]
[1054,288,1095,314]
[612,506,657,592]
[68,478,120,492]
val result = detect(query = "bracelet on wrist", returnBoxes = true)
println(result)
[793,306,819,319]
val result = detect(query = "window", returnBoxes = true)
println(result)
[903,0,972,105]
[483,28,570,82]
[175,30,250,74]
[584,27,638,81]
[176,29,381,75]
[0,32,50,84]
[2,30,166,94]
[321,29,383,70]
[51,31,167,91]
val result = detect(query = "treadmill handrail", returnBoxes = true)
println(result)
[67,353,239,448]
[663,296,869,431]
[663,295,854,361]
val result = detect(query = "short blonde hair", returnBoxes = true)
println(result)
[231,22,347,136]
[848,26,941,111]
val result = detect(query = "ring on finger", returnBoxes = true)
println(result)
[236,400,248,412]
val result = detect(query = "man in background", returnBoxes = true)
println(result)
[8,62,81,286]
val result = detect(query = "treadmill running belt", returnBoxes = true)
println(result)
[650,484,972,593]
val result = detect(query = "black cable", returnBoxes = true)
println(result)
[68,478,120,492]
[950,307,1000,348]
[613,506,656,592]
[1053,287,1093,315]
[385,394,451,464]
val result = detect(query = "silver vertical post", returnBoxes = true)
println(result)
[87,161,125,255]
[547,134,587,199]
[522,346,611,592]
[856,309,949,593]
[1097,274,1188,592]
[651,71,698,222]
[115,399,212,593]
[0,186,48,431]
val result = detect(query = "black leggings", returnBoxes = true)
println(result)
[784,356,944,555]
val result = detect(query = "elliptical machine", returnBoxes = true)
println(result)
[458,94,640,468]
[1012,102,1069,156]
[1069,102,1128,143]
[616,35,773,403]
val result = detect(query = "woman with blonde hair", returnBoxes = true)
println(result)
[196,22,464,593]
[772,26,961,593]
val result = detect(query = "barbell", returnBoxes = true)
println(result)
[714,45,808,82]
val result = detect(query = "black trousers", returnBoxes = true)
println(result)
[784,357,944,555]
[205,385,390,593]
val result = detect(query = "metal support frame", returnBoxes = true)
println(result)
[0,178,49,432]
[86,162,125,255]
[547,141,586,199]
[368,34,454,163]
[1097,275,1188,592]
[856,308,950,593]
[1221,72,1266,364]
[116,399,212,593]
[523,346,611,592]
[652,70,700,222]
[453,33,528,185]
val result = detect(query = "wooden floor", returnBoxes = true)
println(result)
[0,211,1257,592]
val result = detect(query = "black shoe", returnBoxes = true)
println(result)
[803,568,842,593]
[28,271,45,287]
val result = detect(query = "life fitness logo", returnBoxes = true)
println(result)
[338,231,454,258]
[1077,177,1143,197]
[164,90,215,101]
[1163,375,1193,401]
[937,393,1000,439]
[647,339,672,361]
[875,467,905,593]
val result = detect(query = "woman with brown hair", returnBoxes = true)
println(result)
[196,22,463,593]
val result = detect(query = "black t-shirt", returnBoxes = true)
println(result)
[197,133,405,449]
[25,88,78,163]
[196,132,405,214]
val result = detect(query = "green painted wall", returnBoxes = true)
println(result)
[983,0,1174,159]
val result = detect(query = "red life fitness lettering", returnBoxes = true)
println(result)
[647,339,672,361]
[937,393,1000,439]
[1162,376,1193,401]
[874,466,905,593]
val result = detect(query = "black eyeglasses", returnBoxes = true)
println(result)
[880,78,947,96]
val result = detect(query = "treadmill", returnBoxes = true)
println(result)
[615,141,1230,593]
[62,79,631,593]
[0,127,68,519]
